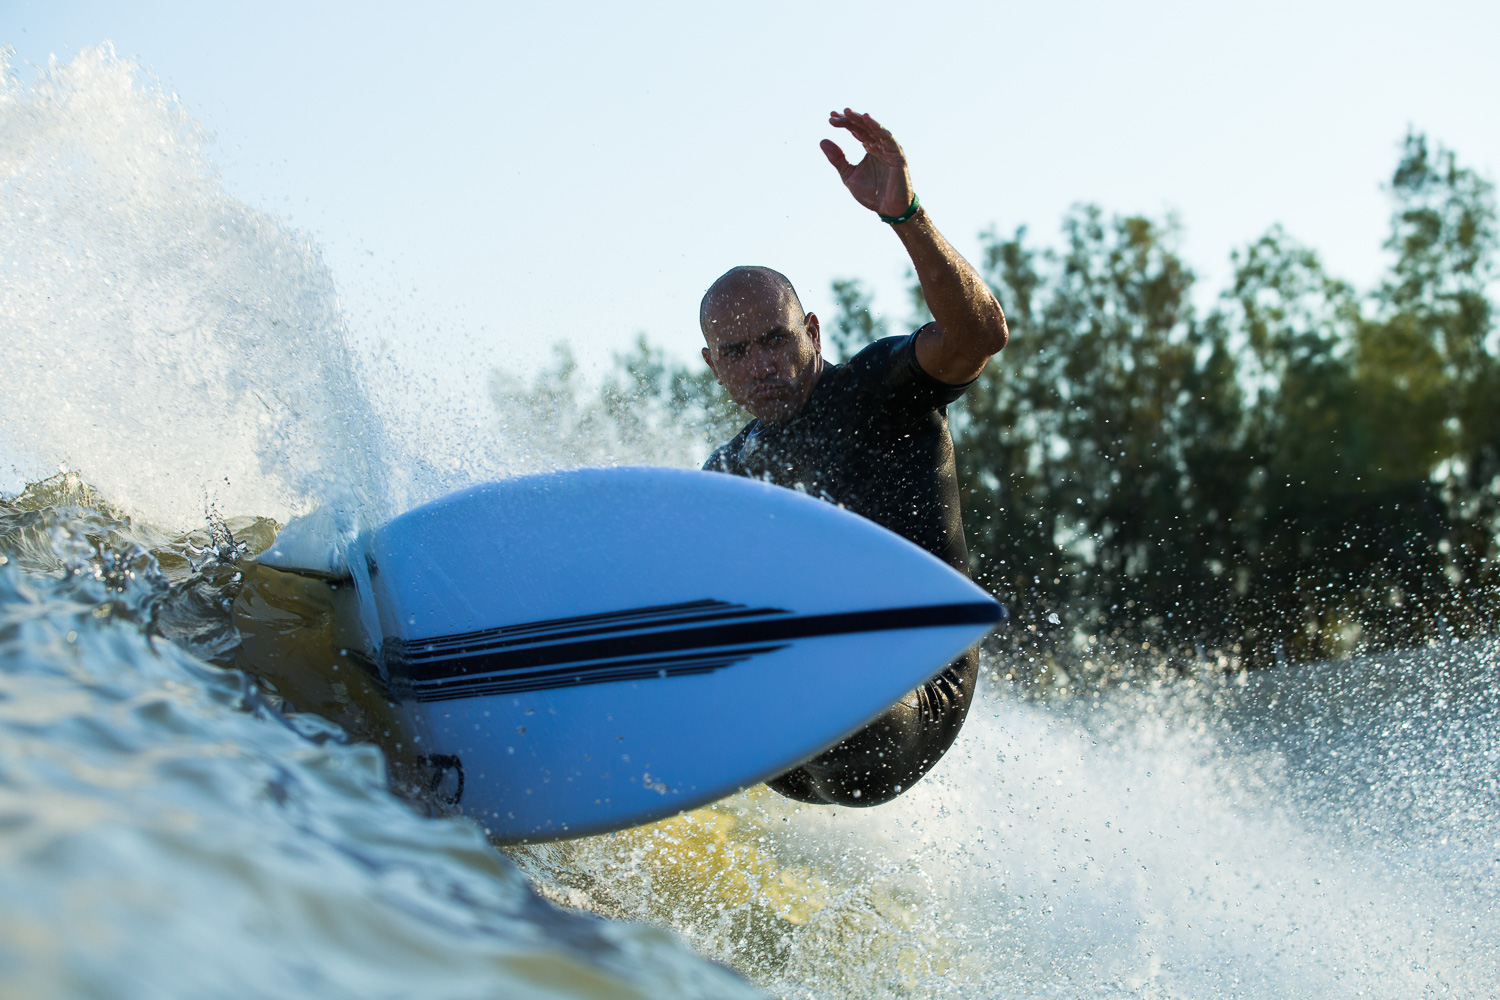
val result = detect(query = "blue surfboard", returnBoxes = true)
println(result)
[260,466,1002,842]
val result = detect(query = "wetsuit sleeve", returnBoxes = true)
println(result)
[864,331,975,418]
[765,647,979,807]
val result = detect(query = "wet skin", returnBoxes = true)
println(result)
[700,289,824,425]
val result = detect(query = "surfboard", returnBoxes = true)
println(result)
[260,466,1003,842]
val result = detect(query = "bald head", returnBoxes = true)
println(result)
[698,265,823,424]
[699,266,805,339]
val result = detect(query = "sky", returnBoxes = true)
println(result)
[7,0,1500,385]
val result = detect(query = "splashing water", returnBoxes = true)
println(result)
[0,44,384,529]
[0,46,759,998]
[518,650,1500,997]
[3,43,1499,1000]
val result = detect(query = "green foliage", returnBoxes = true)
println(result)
[955,133,1500,667]
[1378,132,1500,611]
[489,336,744,471]
[494,131,1499,669]
[827,278,888,360]
[956,209,1251,654]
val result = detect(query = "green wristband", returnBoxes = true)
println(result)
[879,193,921,225]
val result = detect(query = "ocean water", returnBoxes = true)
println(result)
[4,46,1499,1000]
[515,645,1500,998]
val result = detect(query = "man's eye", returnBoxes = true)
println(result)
[723,346,746,359]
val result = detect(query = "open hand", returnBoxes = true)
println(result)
[821,109,915,219]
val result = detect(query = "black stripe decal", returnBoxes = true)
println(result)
[391,601,1000,692]
[408,646,788,702]
[404,601,788,660]
[406,599,747,651]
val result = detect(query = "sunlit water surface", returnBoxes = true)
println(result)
[4,46,1498,1000]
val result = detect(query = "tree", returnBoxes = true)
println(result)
[959,210,1246,651]
[1379,132,1499,611]
[489,337,744,471]
[826,278,888,361]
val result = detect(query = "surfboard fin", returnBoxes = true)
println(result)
[254,504,357,581]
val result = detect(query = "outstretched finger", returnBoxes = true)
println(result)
[820,138,854,179]
[836,108,874,141]
[841,109,891,156]
[831,108,872,134]
[855,111,899,147]
[852,110,905,161]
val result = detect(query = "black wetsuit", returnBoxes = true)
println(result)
[704,331,979,806]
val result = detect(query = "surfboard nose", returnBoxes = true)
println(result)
[349,466,1005,841]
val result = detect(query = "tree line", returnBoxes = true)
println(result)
[493,132,1498,673]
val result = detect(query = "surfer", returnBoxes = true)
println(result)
[700,108,1008,806]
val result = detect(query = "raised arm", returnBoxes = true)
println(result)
[821,109,1008,385]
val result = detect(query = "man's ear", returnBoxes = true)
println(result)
[701,346,718,380]
[805,312,821,352]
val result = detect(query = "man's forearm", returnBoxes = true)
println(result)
[893,208,1008,375]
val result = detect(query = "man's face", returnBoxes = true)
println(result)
[701,294,822,424]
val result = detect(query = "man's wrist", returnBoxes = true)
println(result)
[879,193,921,225]
[888,205,931,245]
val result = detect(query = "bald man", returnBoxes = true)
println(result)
[699,109,1008,806]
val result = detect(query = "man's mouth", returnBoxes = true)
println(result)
[751,381,789,398]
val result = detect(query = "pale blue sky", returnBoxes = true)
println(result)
[8,1,1500,384]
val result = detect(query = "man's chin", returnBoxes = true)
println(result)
[745,394,800,424]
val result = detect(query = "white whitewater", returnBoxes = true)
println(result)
[0,44,386,530]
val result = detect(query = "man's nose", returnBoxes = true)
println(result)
[749,343,778,375]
